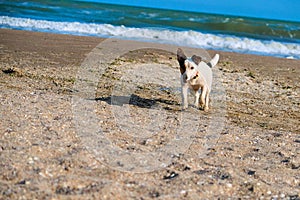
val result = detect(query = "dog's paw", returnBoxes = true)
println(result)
[182,104,188,110]
[199,102,204,108]
[203,106,209,112]
[198,104,204,110]
[194,102,199,108]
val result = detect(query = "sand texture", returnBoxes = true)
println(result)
[0,29,300,199]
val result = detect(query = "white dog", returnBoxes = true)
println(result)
[177,48,219,111]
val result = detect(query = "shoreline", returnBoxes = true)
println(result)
[2,24,300,60]
[1,28,299,199]
[2,14,300,60]
[1,28,299,60]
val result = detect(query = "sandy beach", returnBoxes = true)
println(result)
[0,29,299,199]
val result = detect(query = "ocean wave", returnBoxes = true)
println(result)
[1,16,300,59]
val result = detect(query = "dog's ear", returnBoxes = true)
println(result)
[177,48,187,74]
[191,55,201,65]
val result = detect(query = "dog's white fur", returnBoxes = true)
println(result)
[177,48,219,111]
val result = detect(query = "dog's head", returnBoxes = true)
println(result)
[177,48,202,81]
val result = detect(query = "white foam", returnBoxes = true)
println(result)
[1,16,300,59]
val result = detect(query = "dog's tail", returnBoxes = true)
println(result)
[207,54,219,68]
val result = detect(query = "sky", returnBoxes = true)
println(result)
[84,0,300,22]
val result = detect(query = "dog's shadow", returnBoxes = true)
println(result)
[93,94,179,110]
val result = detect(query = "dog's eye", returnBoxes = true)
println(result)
[191,67,194,70]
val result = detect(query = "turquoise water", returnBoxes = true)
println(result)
[1,0,300,58]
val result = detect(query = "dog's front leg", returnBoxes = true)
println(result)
[194,90,200,108]
[181,84,189,110]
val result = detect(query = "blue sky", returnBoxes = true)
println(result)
[85,0,300,22]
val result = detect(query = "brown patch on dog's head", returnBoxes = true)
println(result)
[191,55,201,65]
[177,48,187,74]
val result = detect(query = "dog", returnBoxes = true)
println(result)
[177,48,219,111]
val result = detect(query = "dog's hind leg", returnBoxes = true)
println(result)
[204,88,210,112]
[200,86,209,111]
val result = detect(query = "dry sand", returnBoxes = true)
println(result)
[0,29,299,199]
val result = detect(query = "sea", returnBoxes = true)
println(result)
[1,0,300,59]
